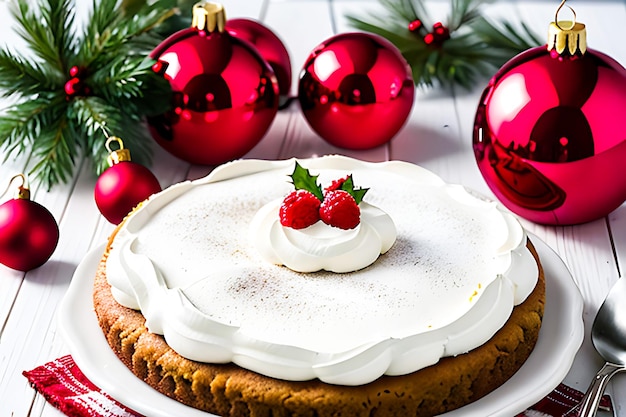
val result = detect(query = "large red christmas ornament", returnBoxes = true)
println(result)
[148,2,279,165]
[473,12,626,225]
[298,32,415,150]
[0,174,59,271]
[226,18,292,97]
[94,137,162,224]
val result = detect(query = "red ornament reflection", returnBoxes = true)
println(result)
[299,32,414,149]
[148,27,279,165]
[474,46,626,225]
[226,18,292,97]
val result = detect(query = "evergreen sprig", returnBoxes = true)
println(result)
[346,0,543,89]
[0,0,181,189]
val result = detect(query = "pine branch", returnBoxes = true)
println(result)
[11,0,75,73]
[29,114,78,190]
[69,97,153,175]
[472,17,542,51]
[78,0,176,68]
[0,94,64,155]
[88,55,171,120]
[26,96,80,189]
[346,0,541,89]
[90,56,154,100]
[0,0,185,189]
[447,0,484,31]
[0,49,60,97]
[41,0,77,70]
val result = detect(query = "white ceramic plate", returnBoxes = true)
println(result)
[58,234,584,417]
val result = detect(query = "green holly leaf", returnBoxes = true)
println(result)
[339,175,369,205]
[289,162,324,201]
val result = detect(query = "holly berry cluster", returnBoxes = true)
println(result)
[279,162,368,230]
[408,19,450,47]
[64,66,91,99]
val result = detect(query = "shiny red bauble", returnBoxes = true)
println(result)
[147,4,279,165]
[0,197,59,272]
[95,161,162,225]
[298,32,415,150]
[473,45,626,225]
[226,18,292,97]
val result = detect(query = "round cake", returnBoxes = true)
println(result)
[93,155,545,416]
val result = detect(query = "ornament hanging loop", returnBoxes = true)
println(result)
[547,0,587,57]
[0,173,30,200]
[105,136,132,166]
[554,0,576,31]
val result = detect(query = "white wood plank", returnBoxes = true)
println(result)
[0,163,95,415]
[610,204,626,282]
[219,0,268,20]
[608,202,626,414]
[265,1,335,98]
[0,157,32,337]
[0,1,624,415]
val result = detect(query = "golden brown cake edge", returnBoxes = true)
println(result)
[93,240,545,417]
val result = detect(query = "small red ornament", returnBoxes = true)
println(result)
[94,137,162,224]
[298,32,415,150]
[0,174,59,271]
[473,12,626,225]
[147,2,279,165]
[226,18,292,97]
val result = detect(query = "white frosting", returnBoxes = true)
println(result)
[105,155,539,386]
[250,199,396,273]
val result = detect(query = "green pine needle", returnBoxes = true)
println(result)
[347,0,542,89]
[0,0,180,190]
[0,49,59,96]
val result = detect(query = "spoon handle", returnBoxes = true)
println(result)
[577,362,623,417]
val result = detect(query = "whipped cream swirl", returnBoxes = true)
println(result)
[105,156,539,386]
[250,199,396,273]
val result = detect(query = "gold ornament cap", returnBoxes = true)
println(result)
[1,174,30,200]
[12,174,30,200]
[192,1,226,33]
[105,136,131,166]
[547,1,587,56]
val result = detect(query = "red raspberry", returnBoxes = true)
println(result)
[324,175,349,192]
[319,190,360,230]
[279,190,321,229]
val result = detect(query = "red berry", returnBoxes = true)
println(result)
[279,190,321,229]
[324,175,349,192]
[69,66,80,77]
[319,190,360,230]
[408,19,423,32]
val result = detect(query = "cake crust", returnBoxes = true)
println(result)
[93,239,545,417]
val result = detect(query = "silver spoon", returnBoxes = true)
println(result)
[578,277,626,416]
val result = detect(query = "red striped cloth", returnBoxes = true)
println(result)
[24,355,612,417]
[23,356,141,417]
[514,382,613,417]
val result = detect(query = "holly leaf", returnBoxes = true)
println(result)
[289,162,324,201]
[339,175,369,205]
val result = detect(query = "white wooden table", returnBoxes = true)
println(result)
[1,0,626,415]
